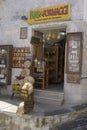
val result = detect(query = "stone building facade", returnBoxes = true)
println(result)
[0,0,87,104]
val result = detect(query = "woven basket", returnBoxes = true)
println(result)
[24,93,34,112]
[12,84,22,94]
[20,69,30,77]
[23,60,31,68]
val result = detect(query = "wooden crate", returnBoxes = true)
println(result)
[24,93,34,112]
[20,89,29,97]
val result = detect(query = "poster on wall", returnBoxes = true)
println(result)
[66,32,82,83]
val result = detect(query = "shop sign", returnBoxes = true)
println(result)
[66,32,82,84]
[28,4,70,24]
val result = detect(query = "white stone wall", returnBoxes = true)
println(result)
[80,22,87,103]
[0,0,86,104]
[64,0,87,104]
[83,0,87,20]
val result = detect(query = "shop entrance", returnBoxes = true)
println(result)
[31,28,66,92]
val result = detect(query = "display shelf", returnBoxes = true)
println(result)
[32,66,48,89]
[0,45,13,86]
[44,45,59,83]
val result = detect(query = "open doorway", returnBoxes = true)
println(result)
[31,28,66,92]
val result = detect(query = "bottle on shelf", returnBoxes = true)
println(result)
[34,58,38,67]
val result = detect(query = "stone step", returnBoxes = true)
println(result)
[34,89,64,105]
[34,89,64,99]
[34,95,64,105]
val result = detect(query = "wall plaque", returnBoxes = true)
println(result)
[12,47,31,68]
[20,27,27,39]
[66,32,82,83]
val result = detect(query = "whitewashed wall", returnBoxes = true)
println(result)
[0,0,83,45]
[83,0,87,20]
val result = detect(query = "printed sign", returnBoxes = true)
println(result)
[67,39,80,73]
[28,4,70,24]
[66,32,82,83]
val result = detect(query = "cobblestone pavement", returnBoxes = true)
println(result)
[55,115,87,130]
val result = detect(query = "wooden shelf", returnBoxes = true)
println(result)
[44,45,59,83]
[32,66,48,89]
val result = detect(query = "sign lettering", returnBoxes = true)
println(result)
[28,4,70,24]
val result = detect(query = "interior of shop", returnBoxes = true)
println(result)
[31,28,66,92]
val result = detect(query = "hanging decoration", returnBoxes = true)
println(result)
[44,30,66,43]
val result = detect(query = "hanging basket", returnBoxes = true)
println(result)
[23,60,31,68]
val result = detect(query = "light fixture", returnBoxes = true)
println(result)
[57,33,61,39]
[60,31,66,36]
[51,32,56,39]
[46,32,51,41]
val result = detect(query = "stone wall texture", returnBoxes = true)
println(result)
[0,108,87,130]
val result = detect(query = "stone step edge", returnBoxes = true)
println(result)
[34,89,64,95]
[34,93,64,98]
[34,97,64,105]
[34,92,64,96]
[34,95,64,101]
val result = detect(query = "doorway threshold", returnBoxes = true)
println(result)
[34,87,64,105]
[34,83,64,92]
